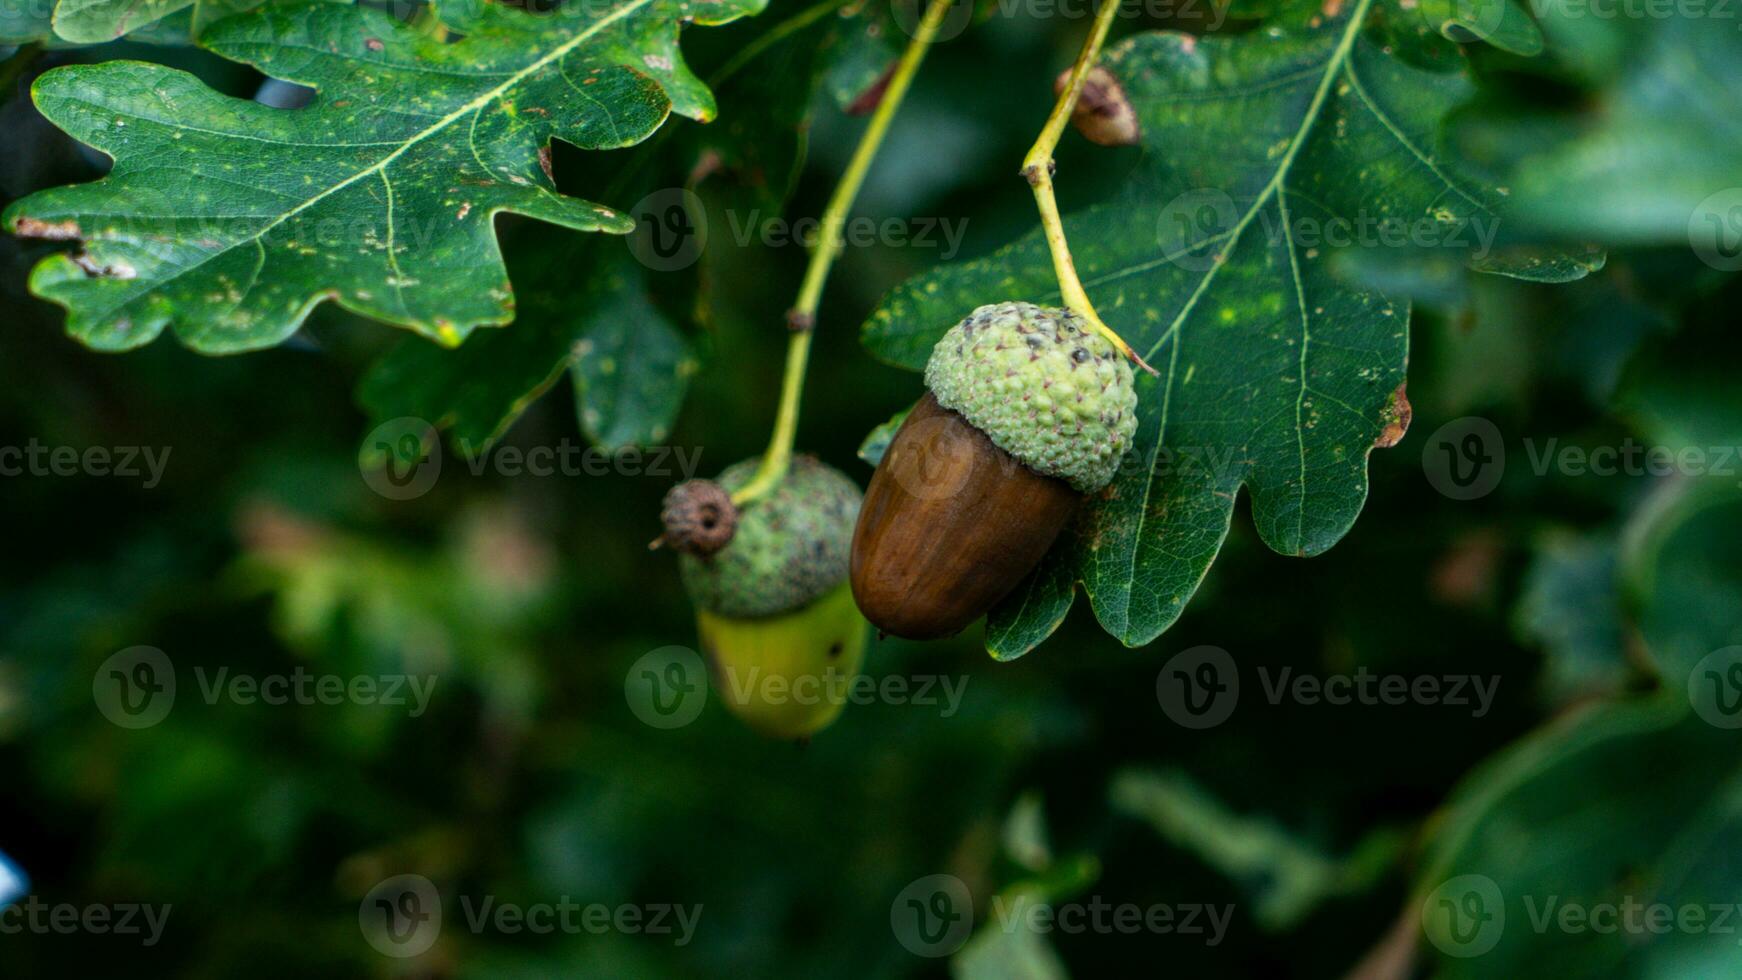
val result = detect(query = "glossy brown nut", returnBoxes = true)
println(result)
[850,392,1080,640]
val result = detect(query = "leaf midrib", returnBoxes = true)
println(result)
[1106,0,1374,635]
[1139,0,1374,364]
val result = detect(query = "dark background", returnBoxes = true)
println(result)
[2,2,1739,976]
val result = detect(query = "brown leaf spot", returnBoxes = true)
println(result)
[1054,66,1139,147]
[537,146,554,181]
[1373,383,1412,449]
[13,217,81,240]
[365,37,384,51]
[71,253,136,279]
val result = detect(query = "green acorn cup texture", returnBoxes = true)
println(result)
[851,302,1138,639]
[664,456,868,739]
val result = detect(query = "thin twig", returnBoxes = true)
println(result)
[731,0,957,506]
[1020,0,1158,376]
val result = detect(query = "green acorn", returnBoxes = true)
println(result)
[663,456,868,739]
[851,302,1138,639]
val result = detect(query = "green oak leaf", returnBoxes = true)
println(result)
[1416,694,1742,975]
[53,0,195,43]
[356,0,873,454]
[48,0,265,46]
[3,0,763,353]
[1453,13,1742,246]
[359,237,695,454]
[861,0,1592,657]
[1408,0,1541,57]
[1513,530,1629,704]
[1,0,53,43]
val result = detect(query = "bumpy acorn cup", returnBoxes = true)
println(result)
[664,456,868,740]
[851,302,1138,640]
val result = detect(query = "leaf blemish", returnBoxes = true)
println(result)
[71,253,136,280]
[1373,383,1412,449]
[13,218,82,240]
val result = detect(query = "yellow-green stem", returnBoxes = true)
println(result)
[1020,0,1157,376]
[732,0,956,506]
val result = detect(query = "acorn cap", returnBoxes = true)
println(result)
[924,302,1138,493]
[678,456,862,619]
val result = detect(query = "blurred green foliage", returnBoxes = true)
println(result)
[3,2,1740,977]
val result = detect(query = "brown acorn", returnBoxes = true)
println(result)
[851,303,1138,639]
